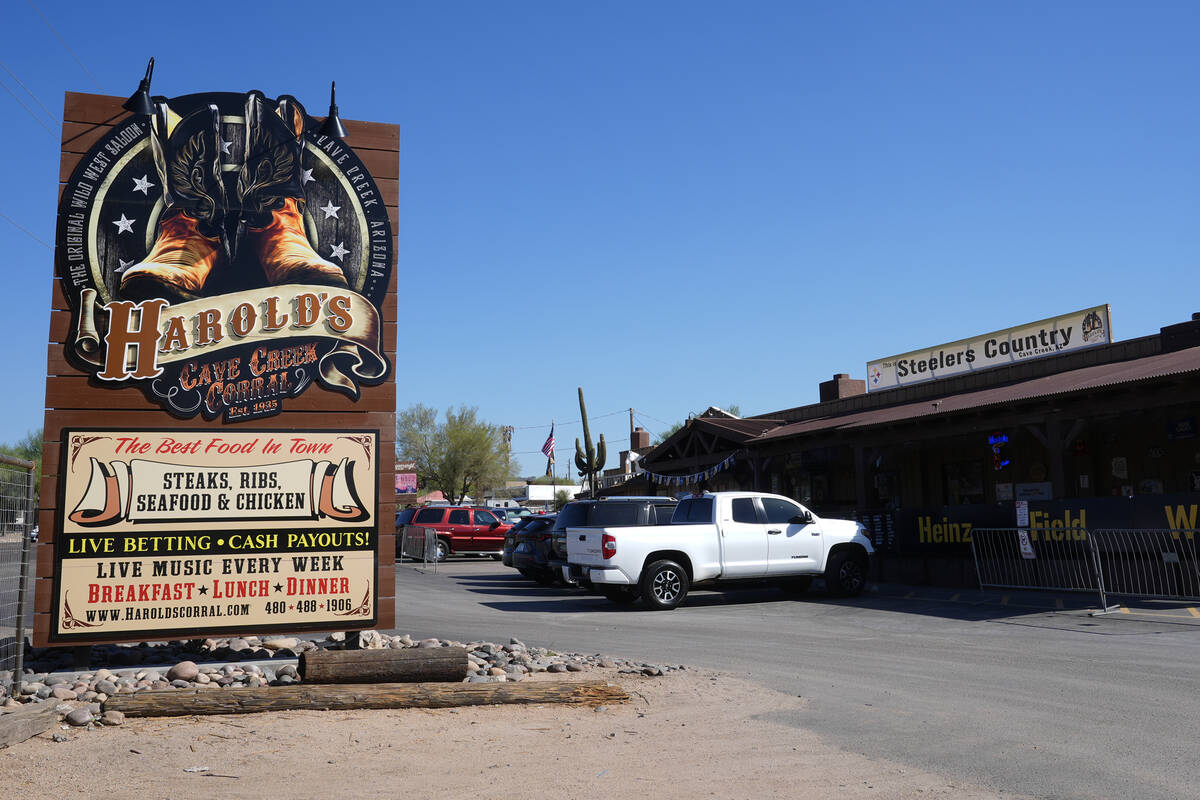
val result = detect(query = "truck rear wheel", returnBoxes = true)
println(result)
[824,551,867,597]
[639,559,689,610]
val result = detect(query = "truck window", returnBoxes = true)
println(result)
[552,502,589,533]
[448,509,471,525]
[761,497,801,524]
[475,509,498,525]
[588,503,641,526]
[651,504,677,525]
[672,498,713,523]
[731,498,759,523]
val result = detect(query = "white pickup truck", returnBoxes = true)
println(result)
[566,491,874,610]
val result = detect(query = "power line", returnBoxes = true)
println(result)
[509,407,630,430]
[0,58,58,124]
[27,0,105,93]
[634,410,675,427]
[0,75,54,136]
[0,211,51,249]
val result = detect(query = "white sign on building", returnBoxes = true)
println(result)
[866,305,1111,391]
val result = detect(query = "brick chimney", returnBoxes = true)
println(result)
[630,426,650,451]
[1161,313,1200,353]
[819,373,866,402]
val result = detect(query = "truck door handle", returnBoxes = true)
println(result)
[767,529,782,535]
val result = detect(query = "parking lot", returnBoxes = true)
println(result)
[393,557,1200,800]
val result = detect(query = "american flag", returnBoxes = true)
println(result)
[541,424,556,459]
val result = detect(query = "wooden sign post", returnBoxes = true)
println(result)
[36,89,398,646]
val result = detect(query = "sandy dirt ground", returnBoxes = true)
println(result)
[1,669,1026,800]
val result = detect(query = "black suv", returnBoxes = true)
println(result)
[509,514,559,583]
[548,497,678,585]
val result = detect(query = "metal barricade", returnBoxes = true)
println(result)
[971,527,1099,593]
[971,526,1200,614]
[398,525,438,572]
[1089,529,1200,602]
[0,455,36,700]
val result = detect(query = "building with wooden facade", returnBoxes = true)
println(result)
[617,313,1200,586]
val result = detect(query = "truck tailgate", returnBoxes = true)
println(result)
[566,527,607,566]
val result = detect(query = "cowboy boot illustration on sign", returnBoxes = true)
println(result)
[237,91,348,288]
[120,103,228,303]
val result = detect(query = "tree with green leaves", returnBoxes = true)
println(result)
[553,489,570,511]
[0,428,43,495]
[395,405,510,504]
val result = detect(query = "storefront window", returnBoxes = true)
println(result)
[943,460,985,505]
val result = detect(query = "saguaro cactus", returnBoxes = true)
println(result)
[574,386,606,496]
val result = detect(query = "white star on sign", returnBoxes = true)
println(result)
[132,175,154,195]
[329,241,348,260]
[116,259,135,273]
[113,214,135,234]
[319,201,341,219]
[220,140,232,155]
[300,168,315,185]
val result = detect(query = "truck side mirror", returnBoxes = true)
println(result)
[789,512,813,525]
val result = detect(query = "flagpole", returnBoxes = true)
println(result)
[550,419,556,512]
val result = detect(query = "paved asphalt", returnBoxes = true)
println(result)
[390,557,1200,800]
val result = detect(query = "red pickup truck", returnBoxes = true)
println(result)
[397,506,513,561]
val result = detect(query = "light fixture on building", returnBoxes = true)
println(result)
[317,81,348,140]
[122,57,156,115]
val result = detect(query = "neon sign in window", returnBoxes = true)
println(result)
[988,432,1010,471]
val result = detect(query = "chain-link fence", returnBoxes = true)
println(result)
[0,455,36,699]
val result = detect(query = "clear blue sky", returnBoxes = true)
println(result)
[2,1,1197,477]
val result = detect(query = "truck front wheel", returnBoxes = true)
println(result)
[639,560,689,610]
[825,551,867,597]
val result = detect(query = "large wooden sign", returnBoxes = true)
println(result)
[37,90,398,645]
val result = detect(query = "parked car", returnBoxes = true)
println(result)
[501,507,533,524]
[406,505,513,561]
[567,492,874,609]
[509,514,559,584]
[503,517,539,567]
[548,497,679,584]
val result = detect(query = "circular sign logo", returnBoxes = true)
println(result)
[57,91,393,421]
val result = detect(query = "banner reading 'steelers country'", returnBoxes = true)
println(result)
[57,91,392,421]
[52,429,377,641]
[866,305,1112,391]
